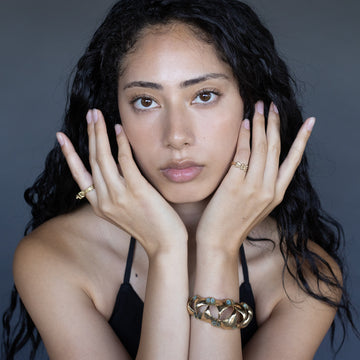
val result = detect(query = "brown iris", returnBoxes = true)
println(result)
[141,98,153,107]
[199,92,211,102]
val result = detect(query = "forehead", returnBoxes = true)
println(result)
[119,22,233,84]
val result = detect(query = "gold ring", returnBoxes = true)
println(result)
[231,161,248,172]
[76,185,95,200]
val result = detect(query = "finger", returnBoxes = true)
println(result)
[92,110,124,191]
[276,117,315,196]
[229,119,251,178]
[56,132,96,202]
[87,110,109,199]
[247,101,267,178]
[115,124,143,185]
[263,102,281,185]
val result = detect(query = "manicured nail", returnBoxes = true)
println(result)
[256,101,264,115]
[86,110,92,124]
[273,103,279,114]
[115,124,122,135]
[56,132,65,146]
[243,119,250,130]
[306,117,316,131]
[93,109,98,123]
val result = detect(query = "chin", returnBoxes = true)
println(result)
[149,174,221,204]
[160,187,215,205]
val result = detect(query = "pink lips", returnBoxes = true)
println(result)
[161,161,203,183]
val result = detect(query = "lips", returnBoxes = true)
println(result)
[160,160,203,183]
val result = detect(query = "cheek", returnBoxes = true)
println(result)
[118,103,159,155]
[207,115,242,152]
[117,108,150,157]
[211,97,244,143]
[126,134,152,163]
[124,130,160,178]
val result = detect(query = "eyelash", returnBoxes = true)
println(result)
[130,94,159,112]
[192,88,222,104]
[129,88,222,112]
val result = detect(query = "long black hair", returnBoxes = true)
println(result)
[2,0,358,358]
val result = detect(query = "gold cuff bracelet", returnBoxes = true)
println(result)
[187,295,253,330]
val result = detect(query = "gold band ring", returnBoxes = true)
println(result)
[231,161,249,172]
[76,185,95,200]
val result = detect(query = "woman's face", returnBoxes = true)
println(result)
[118,23,244,203]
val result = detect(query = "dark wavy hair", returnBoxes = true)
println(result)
[2,0,358,358]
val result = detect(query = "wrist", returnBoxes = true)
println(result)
[148,243,188,264]
[145,232,188,260]
[194,247,239,298]
[197,247,238,264]
[196,239,241,262]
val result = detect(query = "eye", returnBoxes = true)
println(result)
[131,96,160,111]
[192,90,220,105]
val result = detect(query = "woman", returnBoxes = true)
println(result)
[2,0,355,359]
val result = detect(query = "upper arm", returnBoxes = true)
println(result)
[243,293,337,359]
[13,237,131,360]
[243,243,342,360]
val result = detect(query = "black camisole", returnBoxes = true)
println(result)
[109,237,258,359]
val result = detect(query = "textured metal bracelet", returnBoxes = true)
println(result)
[187,295,253,330]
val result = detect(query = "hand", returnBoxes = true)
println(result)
[196,101,315,254]
[57,109,187,257]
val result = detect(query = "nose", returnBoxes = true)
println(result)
[162,107,194,150]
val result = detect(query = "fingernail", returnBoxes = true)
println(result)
[306,117,316,131]
[273,103,279,114]
[93,109,98,123]
[86,110,92,124]
[256,101,264,115]
[115,124,122,135]
[56,132,65,146]
[243,119,250,130]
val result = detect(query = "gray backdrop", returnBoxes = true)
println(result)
[1,0,359,358]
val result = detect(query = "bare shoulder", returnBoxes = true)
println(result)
[13,205,133,359]
[14,207,85,294]
[242,217,342,359]
[246,216,342,303]
[14,204,132,319]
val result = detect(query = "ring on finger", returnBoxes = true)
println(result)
[76,184,95,200]
[231,161,249,173]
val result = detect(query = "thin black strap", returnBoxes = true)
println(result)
[239,244,250,284]
[124,237,136,284]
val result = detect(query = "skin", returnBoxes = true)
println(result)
[13,23,341,359]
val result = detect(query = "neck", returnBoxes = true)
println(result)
[169,198,210,285]
[169,197,210,244]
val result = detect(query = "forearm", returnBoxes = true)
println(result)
[136,245,189,360]
[189,247,242,360]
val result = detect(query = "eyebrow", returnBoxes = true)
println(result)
[123,73,229,90]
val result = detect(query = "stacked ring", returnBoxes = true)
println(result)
[231,161,249,172]
[76,185,95,200]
